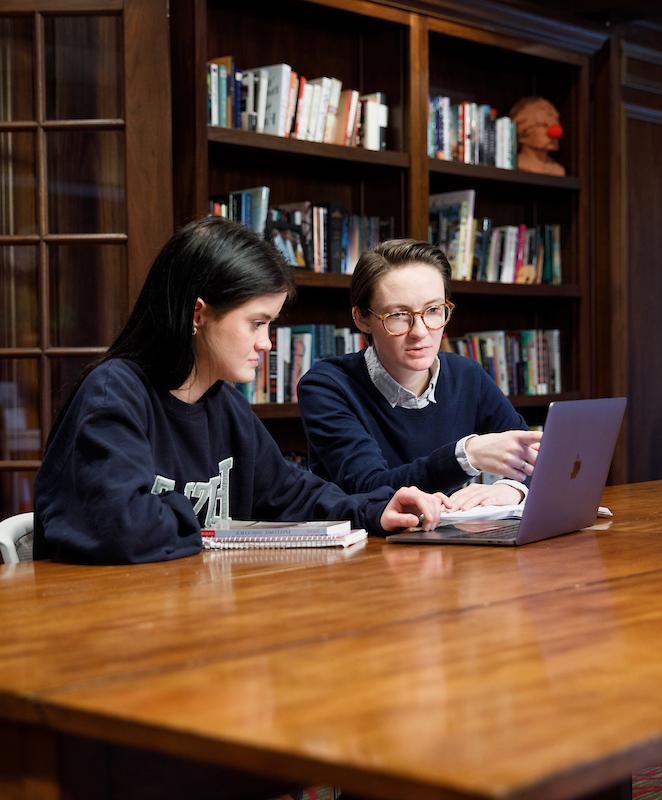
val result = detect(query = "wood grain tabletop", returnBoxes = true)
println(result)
[3,481,662,799]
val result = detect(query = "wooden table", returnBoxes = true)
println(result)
[3,481,662,800]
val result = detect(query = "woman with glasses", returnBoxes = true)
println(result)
[297,239,542,510]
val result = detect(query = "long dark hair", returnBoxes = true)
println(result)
[45,217,295,449]
[105,216,295,389]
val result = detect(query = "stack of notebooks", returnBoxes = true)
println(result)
[201,520,366,550]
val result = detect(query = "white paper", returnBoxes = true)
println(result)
[437,504,523,524]
[436,504,613,525]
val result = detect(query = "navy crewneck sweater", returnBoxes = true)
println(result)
[34,359,392,564]
[298,351,527,494]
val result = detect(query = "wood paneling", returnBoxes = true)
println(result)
[407,12,428,238]
[592,37,628,484]
[125,0,173,301]
[625,112,662,481]
[592,30,662,483]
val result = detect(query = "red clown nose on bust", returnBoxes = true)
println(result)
[547,123,563,139]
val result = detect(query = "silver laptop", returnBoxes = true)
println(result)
[386,397,627,547]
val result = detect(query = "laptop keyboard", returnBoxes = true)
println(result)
[440,522,521,540]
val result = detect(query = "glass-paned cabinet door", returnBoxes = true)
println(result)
[0,132,37,235]
[0,245,38,348]
[0,16,34,120]
[49,244,127,347]
[46,129,126,234]
[0,358,41,462]
[44,15,124,121]
[0,1,172,525]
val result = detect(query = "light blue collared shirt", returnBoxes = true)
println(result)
[363,346,527,499]
[364,345,439,409]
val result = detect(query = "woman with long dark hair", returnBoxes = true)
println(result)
[34,218,445,563]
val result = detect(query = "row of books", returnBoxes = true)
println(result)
[479,223,562,284]
[427,96,517,169]
[446,329,562,396]
[209,183,561,283]
[210,186,271,237]
[236,325,366,405]
[209,190,393,273]
[429,189,562,284]
[206,56,388,150]
[268,206,392,274]
[238,324,560,403]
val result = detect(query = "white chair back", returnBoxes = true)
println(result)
[0,513,34,565]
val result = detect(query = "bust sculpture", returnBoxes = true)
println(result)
[509,96,565,176]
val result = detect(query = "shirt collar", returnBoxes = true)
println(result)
[364,346,439,409]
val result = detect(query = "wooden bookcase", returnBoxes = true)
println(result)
[422,16,591,428]
[170,0,591,451]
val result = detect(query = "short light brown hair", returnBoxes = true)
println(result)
[351,239,451,314]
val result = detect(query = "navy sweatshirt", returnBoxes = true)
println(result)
[33,359,392,564]
[297,351,528,495]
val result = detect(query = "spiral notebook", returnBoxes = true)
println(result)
[205,540,367,566]
[201,527,367,550]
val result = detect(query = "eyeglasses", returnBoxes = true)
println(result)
[368,302,455,336]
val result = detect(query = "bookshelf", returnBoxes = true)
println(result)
[423,16,590,428]
[170,0,592,448]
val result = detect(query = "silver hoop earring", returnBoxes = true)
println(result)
[192,327,197,336]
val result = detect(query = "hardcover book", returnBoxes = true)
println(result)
[323,78,343,144]
[308,77,332,142]
[259,63,292,136]
[278,200,314,267]
[429,189,476,280]
[334,89,359,146]
[306,81,322,141]
[293,79,312,140]
[254,68,269,132]
[241,186,269,236]
[360,92,388,151]
[207,519,351,537]
[209,55,234,127]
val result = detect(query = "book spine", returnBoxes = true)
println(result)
[278,65,292,136]
[306,82,322,141]
[263,64,292,136]
[240,70,256,131]
[284,70,298,137]
[255,68,268,133]
[294,81,312,140]
[218,65,227,128]
[346,91,359,146]
[313,77,332,142]
[323,78,342,144]
[208,63,218,125]
[551,223,562,284]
